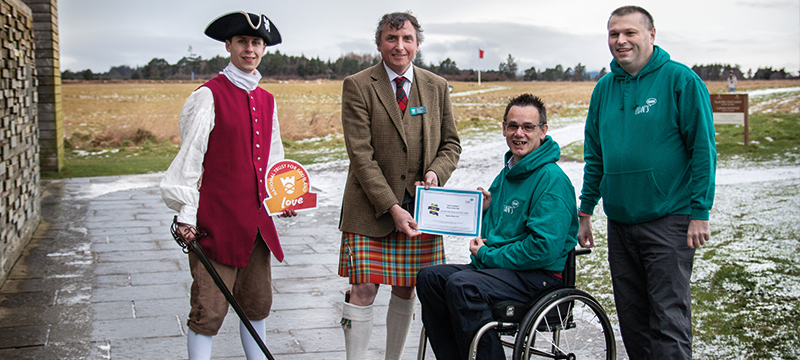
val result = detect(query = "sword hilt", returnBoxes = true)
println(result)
[170,215,208,254]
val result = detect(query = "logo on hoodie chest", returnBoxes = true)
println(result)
[635,98,657,115]
[504,200,521,214]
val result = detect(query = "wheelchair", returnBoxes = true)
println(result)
[417,249,616,360]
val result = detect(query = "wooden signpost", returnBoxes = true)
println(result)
[710,93,749,146]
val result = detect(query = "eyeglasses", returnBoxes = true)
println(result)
[504,122,544,133]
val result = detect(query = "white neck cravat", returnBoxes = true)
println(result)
[222,63,261,92]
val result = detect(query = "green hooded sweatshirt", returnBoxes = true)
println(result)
[579,46,716,224]
[472,135,578,273]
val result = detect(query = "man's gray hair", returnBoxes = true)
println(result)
[610,5,654,31]
[375,12,424,45]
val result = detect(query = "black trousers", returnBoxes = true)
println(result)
[417,264,562,360]
[608,215,695,360]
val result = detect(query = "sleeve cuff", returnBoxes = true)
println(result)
[691,208,710,221]
[579,203,596,217]
[177,205,198,226]
[476,246,488,264]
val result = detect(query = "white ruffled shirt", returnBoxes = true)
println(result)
[160,63,285,225]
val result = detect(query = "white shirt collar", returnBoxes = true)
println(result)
[221,63,262,92]
[383,62,414,83]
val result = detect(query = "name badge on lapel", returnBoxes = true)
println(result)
[409,106,427,116]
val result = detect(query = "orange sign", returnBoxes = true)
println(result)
[263,160,318,215]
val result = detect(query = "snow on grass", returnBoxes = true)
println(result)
[691,177,800,359]
[746,86,800,98]
[747,87,800,114]
[450,86,511,97]
[68,173,163,200]
[73,149,120,157]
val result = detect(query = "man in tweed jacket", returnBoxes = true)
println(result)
[337,11,461,360]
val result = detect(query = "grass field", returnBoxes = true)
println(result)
[59,79,598,147]
[51,78,800,178]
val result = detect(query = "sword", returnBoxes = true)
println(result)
[171,216,275,360]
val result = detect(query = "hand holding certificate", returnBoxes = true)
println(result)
[414,186,483,237]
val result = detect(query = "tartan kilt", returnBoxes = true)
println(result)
[338,231,445,287]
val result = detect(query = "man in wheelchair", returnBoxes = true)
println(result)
[417,93,578,360]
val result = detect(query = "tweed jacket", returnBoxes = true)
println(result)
[339,63,461,237]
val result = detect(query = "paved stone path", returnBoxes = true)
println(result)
[0,174,431,359]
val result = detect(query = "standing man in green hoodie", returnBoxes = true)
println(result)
[578,6,716,360]
[417,93,578,360]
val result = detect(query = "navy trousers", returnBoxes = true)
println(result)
[417,264,562,360]
[608,215,695,360]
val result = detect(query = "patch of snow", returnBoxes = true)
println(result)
[68,227,88,236]
[70,173,163,200]
[746,86,800,98]
[715,167,800,184]
[73,149,120,157]
[450,86,511,97]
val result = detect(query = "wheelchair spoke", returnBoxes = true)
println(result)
[559,300,574,352]
[517,292,615,360]
[532,328,565,358]
[562,304,611,355]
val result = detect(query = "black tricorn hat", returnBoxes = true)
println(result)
[204,11,282,46]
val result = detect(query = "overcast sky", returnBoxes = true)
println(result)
[59,0,800,75]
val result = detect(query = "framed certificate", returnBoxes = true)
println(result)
[414,186,483,237]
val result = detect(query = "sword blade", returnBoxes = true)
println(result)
[189,241,275,360]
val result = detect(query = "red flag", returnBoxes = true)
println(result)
[479,49,484,59]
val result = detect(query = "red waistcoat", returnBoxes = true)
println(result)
[196,74,283,267]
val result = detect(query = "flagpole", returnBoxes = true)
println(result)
[478,48,483,86]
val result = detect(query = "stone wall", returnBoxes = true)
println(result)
[25,0,60,172]
[0,0,39,285]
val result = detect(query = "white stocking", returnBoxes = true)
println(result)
[384,293,415,360]
[187,328,213,360]
[342,302,374,360]
[240,318,268,360]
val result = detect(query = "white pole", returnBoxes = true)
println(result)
[478,69,481,86]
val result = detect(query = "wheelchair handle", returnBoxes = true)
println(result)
[575,248,592,256]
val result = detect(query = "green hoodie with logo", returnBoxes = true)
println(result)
[579,46,716,224]
[472,135,578,273]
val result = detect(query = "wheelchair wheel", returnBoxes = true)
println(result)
[512,288,615,360]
